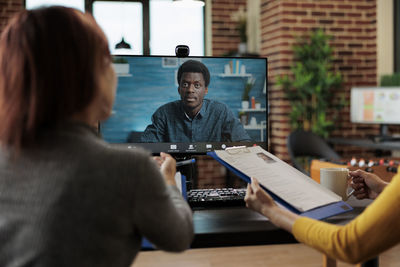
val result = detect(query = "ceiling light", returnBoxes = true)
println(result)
[115,37,131,49]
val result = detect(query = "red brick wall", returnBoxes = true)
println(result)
[199,0,381,187]
[194,0,248,188]
[0,0,23,33]
[260,0,379,161]
[211,0,247,56]
[195,155,227,188]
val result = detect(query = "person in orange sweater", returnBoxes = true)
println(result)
[244,169,399,264]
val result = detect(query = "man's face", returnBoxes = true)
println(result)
[178,72,208,115]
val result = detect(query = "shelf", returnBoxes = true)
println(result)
[244,124,264,130]
[239,108,266,112]
[218,73,252,78]
[117,73,133,77]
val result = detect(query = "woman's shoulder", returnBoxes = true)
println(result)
[93,142,153,169]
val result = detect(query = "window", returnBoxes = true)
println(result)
[93,2,143,55]
[25,0,84,11]
[150,0,204,56]
[26,0,205,56]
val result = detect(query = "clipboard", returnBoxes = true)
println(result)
[207,148,353,220]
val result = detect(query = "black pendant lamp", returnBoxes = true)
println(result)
[115,37,131,49]
[115,0,131,50]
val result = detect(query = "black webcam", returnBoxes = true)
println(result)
[175,45,190,57]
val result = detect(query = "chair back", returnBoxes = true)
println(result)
[287,130,341,175]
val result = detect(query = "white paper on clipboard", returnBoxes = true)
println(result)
[215,146,341,212]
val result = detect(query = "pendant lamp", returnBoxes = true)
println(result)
[115,37,131,49]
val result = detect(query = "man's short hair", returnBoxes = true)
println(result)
[177,60,210,87]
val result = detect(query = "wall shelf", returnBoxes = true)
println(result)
[244,125,264,130]
[239,108,266,112]
[218,73,252,78]
[116,73,133,77]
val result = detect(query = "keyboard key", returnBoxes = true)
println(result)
[187,188,246,208]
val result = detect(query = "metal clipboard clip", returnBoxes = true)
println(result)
[225,146,250,155]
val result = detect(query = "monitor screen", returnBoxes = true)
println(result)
[100,55,268,154]
[350,87,400,125]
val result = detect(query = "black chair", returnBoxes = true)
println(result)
[287,130,341,175]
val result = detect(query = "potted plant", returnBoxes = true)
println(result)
[239,111,248,125]
[231,6,247,54]
[112,57,130,76]
[380,73,400,86]
[276,29,345,138]
[242,76,255,109]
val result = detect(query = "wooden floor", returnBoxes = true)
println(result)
[131,243,400,267]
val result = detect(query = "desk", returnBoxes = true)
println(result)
[328,137,400,151]
[133,243,400,267]
[137,197,376,267]
[190,196,370,248]
[191,207,296,248]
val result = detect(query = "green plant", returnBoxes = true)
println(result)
[231,6,247,43]
[276,29,345,138]
[380,73,400,86]
[242,77,255,101]
[237,19,247,43]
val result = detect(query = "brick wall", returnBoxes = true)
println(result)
[0,0,23,33]
[192,0,248,188]
[199,0,381,187]
[260,0,380,161]
[211,0,247,56]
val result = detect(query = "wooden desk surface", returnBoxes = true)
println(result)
[132,243,400,267]
[136,194,379,266]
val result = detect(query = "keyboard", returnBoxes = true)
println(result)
[187,188,247,208]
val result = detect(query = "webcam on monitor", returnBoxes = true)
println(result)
[175,45,190,57]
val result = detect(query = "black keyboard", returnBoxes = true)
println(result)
[187,188,246,208]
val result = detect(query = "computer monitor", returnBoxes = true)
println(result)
[350,87,400,138]
[100,55,268,154]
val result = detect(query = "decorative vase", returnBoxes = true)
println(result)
[238,42,247,54]
[239,114,248,125]
[112,63,130,76]
[241,100,249,109]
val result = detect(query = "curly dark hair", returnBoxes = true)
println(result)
[177,60,210,87]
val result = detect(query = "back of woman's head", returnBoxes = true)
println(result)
[0,6,110,150]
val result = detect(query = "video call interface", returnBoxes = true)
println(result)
[100,55,268,154]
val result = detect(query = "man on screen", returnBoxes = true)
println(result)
[141,60,251,142]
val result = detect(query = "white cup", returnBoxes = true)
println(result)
[320,168,354,201]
